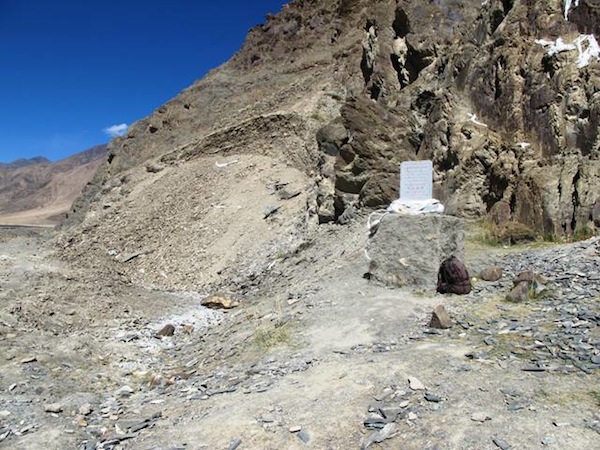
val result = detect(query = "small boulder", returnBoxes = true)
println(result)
[145,162,164,173]
[513,270,547,286]
[479,266,503,281]
[156,324,175,337]
[429,305,453,329]
[506,281,530,302]
[202,294,239,310]
[509,271,548,300]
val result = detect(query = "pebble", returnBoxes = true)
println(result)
[471,412,491,422]
[492,437,511,449]
[20,356,37,364]
[364,417,387,429]
[507,401,529,411]
[424,392,442,402]
[459,237,600,374]
[79,403,93,416]
[361,423,396,449]
[297,430,310,444]
[480,266,503,281]
[228,438,242,450]
[44,403,63,413]
[379,406,403,420]
[0,410,10,417]
[408,376,425,390]
[541,436,557,445]
[116,385,135,398]
[289,425,302,433]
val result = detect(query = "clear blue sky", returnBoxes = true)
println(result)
[0,0,288,163]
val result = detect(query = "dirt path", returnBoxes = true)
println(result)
[0,225,598,449]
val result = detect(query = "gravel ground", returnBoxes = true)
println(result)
[0,224,598,449]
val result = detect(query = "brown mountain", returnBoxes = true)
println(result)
[59,0,600,291]
[0,144,107,226]
[68,0,599,239]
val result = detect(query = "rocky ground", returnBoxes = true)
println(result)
[0,220,598,450]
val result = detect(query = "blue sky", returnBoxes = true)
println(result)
[0,0,288,163]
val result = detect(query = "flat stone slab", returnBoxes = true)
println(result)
[367,214,465,288]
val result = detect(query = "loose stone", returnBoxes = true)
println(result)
[79,404,93,416]
[44,403,63,413]
[424,392,442,402]
[297,430,310,444]
[156,324,175,337]
[492,437,511,449]
[480,266,503,281]
[228,438,242,450]
[116,385,135,398]
[429,305,453,329]
[408,376,425,390]
[471,412,491,422]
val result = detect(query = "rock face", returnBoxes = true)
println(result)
[366,214,465,288]
[63,1,600,290]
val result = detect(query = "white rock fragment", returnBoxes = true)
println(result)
[79,403,93,416]
[535,34,599,68]
[468,113,488,128]
[44,403,63,413]
[574,35,600,68]
[408,376,425,390]
[471,411,491,422]
[215,159,239,168]
[535,38,575,56]
[116,385,135,398]
[564,0,580,20]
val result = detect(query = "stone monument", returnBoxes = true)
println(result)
[367,161,465,289]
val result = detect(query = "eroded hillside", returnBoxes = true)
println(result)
[65,1,599,263]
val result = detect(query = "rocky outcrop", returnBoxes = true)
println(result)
[569,0,600,36]
[314,0,600,238]
[68,0,600,240]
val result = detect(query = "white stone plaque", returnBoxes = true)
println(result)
[400,160,432,200]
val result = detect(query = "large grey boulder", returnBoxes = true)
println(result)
[367,214,465,288]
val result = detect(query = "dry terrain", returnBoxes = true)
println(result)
[0,214,598,449]
[1,1,599,449]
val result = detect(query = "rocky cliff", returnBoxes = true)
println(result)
[62,0,599,288]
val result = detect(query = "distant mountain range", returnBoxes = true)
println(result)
[0,145,107,226]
